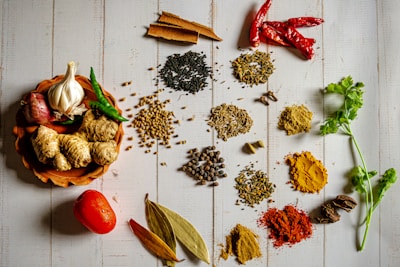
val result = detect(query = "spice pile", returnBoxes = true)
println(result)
[234,164,275,207]
[286,151,328,193]
[231,50,275,86]
[159,51,211,94]
[131,89,178,153]
[181,146,227,186]
[278,104,313,135]
[220,224,262,265]
[258,205,313,248]
[207,103,253,141]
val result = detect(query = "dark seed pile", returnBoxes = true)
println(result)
[159,51,211,94]
[181,146,227,186]
[235,164,275,208]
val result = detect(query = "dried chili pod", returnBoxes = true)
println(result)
[287,17,324,28]
[250,0,272,47]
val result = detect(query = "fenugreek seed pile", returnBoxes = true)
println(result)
[235,164,275,207]
[159,51,211,94]
[131,89,178,152]
[207,103,253,141]
[181,146,227,186]
[231,50,275,86]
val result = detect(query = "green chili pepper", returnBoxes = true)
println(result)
[89,67,128,122]
[59,116,83,125]
[90,101,128,122]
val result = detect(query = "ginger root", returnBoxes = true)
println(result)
[31,110,119,171]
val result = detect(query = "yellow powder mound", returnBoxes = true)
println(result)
[286,151,328,193]
[278,104,313,135]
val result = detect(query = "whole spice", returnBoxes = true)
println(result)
[231,50,275,86]
[128,219,182,263]
[147,23,199,44]
[287,17,324,28]
[153,200,210,264]
[234,165,275,207]
[285,151,328,193]
[207,104,253,141]
[332,195,358,212]
[132,90,177,151]
[145,195,177,267]
[47,61,87,119]
[220,224,262,264]
[89,67,128,122]
[249,0,272,47]
[159,51,211,94]
[278,104,313,135]
[316,195,357,223]
[320,76,398,250]
[258,205,313,248]
[181,146,227,185]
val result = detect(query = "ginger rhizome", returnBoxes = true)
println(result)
[31,110,119,171]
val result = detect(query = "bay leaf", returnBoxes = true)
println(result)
[145,195,177,267]
[154,202,210,264]
[128,218,182,263]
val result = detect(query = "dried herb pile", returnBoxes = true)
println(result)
[235,164,275,207]
[207,103,253,141]
[159,51,211,94]
[231,50,275,86]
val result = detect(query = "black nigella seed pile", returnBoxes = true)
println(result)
[159,51,211,94]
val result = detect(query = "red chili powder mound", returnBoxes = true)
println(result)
[257,205,313,248]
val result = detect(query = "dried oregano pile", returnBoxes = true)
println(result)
[159,51,211,94]
[207,103,253,141]
[231,50,275,86]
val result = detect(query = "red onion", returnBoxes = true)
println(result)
[23,92,53,124]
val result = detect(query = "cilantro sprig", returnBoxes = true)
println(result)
[320,76,397,251]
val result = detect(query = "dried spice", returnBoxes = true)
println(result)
[316,195,357,223]
[286,151,328,193]
[155,202,210,264]
[207,103,253,141]
[132,89,178,151]
[181,146,227,185]
[220,224,262,264]
[234,165,275,207]
[258,205,313,248]
[159,51,211,94]
[145,195,177,267]
[231,50,274,86]
[278,104,313,135]
[147,23,199,44]
[128,218,182,262]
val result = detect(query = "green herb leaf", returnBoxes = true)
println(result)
[373,168,397,211]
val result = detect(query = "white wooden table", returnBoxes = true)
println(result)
[1,0,399,266]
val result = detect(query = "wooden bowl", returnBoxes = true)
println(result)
[13,75,124,187]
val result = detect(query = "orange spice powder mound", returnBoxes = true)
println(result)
[286,151,328,193]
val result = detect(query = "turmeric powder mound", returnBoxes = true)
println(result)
[278,104,313,135]
[286,151,328,193]
[220,224,262,264]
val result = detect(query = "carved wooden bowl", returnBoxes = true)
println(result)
[13,75,124,187]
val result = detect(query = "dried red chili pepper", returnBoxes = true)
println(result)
[287,17,324,28]
[250,0,272,47]
[284,25,314,60]
[260,23,290,46]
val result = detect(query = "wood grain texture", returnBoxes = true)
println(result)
[1,0,399,266]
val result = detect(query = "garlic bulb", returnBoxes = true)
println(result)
[47,61,87,119]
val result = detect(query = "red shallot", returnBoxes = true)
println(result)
[22,92,53,124]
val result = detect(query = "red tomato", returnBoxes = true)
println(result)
[73,189,116,234]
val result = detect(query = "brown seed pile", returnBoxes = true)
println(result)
[181,146,227,186]
[231,50,275,86]
[132,89,178,151]
[207,103,253,141]
[235,165,275,208]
